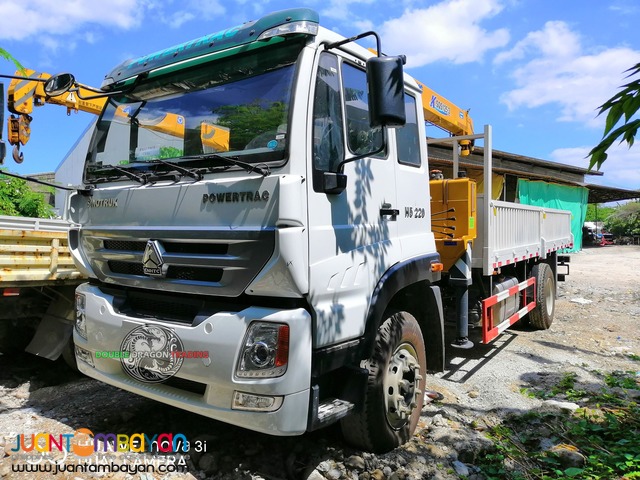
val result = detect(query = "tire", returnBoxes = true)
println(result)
[528,262,555,330]
[341,310,426,452]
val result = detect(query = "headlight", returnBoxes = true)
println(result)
[75,292,87,340]
[236,322,289,378]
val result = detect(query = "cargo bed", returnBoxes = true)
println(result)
[473,196,574,274]
[0,215,83,287]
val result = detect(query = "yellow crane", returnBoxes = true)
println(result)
[5,69,229,163]
[417,79,474,155]
[417,80,477,273]
[6,69,105,162]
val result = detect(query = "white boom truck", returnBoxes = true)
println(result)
[48,9,572,452]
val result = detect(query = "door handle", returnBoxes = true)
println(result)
[380,205,399,217]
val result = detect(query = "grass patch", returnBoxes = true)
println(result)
[520,372,588,402]
[480,370,640,479]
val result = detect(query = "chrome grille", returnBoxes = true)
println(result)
[83,228,275,296]
[108,261,144,276]
[103,240,147,251]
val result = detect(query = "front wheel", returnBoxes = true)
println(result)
[341,310,426,452]
[528,262,555,329]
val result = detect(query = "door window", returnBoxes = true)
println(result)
[312,53,345,192]
[396,94,421,167]
[342,63,383,156]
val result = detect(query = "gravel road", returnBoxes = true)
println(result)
[1,245,639,480]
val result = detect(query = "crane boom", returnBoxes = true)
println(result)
[417,80,474,155]
[8,69,106,116]
[4,69,230,163]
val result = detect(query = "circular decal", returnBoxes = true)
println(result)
[267,139,278,150]
[120,325,184,383]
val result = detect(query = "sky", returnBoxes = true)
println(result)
[0,0,639,192]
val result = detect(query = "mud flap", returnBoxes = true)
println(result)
[25,288,75,360]
[25,316,73,360]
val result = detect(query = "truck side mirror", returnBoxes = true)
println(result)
[366,55,406,127]
[44,73,75,96]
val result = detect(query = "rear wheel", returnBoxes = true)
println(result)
[528,262,555,329]
[341,310,426,452]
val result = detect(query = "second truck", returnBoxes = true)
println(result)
[20,8,573,452]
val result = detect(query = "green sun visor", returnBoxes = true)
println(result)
[101,8,319,90]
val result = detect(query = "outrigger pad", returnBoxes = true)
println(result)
[450,337,474,350]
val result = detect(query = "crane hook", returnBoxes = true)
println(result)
[12,144,24,164]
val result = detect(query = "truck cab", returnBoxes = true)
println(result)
[69,9,442,452]
[67,8,571,452]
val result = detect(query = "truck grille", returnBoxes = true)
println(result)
[82,228,275,297]
[108,261,223,282]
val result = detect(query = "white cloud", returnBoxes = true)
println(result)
[609,1,640,15]
[183,0,225,19]
[379,0,509,66]
[550,143,640,190]
[165,11,196,29]
[159,0,226,28]
[497,21,640,126]
[494,21,579,65]
[0,0,146,40]
[320,0,376,22]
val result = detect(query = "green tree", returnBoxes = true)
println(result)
[585,203,615,222]
[0,172,54,218]
[0,47,24,71]
[215,101,286,150]
[605,201,640,236]
[588,62,640,170]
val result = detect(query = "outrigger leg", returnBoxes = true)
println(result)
[449,242,474,349]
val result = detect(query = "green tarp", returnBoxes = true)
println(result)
[517,179,588,252]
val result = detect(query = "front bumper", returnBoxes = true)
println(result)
[74,283,312,435]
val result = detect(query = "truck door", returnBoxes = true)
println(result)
[393,92,436,259]
[307,51,401,348]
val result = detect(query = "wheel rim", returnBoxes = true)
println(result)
[544,275,554,316]
[383,342,422,430]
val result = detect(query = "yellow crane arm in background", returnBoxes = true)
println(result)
[8,69,106,116]
[417,80,474,156]
[4,69,230,164]
[6,69,107,163]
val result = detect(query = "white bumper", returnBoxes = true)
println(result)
[74,283,312,435]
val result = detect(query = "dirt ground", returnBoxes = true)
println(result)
[0,245,638,480]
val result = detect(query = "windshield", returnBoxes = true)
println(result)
[85,44,301,183]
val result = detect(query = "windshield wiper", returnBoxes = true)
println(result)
[93,165,149,184]
[180,153,271,177]
[147,159,204,181]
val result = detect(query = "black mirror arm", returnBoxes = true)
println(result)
[325,31,382,57]
[336,129,387,173]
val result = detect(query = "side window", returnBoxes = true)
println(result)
[396,94,421,167]
[342,63,383,156]
[312,53,344,192]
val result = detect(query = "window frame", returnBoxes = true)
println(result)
[396,92,422,168]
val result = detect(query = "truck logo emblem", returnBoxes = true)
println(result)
[88,198,118,208]
[120,325,184,383]
[142,240,167,277]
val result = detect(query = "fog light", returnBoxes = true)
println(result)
[236,322,289,378]
[232,391,283,412]
[75,292,87,340]
[75,346,94,367]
